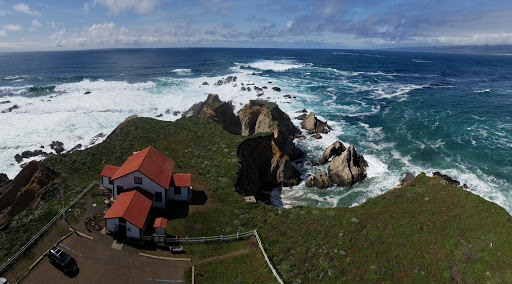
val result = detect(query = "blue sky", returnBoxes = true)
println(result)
[1,0,512,51]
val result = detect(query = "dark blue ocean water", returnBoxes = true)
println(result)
[1,48,511,210]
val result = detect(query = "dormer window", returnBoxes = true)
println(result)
[134,176,143,184]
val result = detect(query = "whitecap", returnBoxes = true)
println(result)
[247,60,305,72]
[171,69,192,76]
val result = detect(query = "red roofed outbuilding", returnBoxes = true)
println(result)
[153,217,168,235]
[103,188,153,239]
[100,165,120,190]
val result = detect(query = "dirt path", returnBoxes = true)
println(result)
[194,247,251,265]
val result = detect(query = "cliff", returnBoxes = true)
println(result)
[183,93,242,135]
[235,132,301,202]
[0,161,58,230]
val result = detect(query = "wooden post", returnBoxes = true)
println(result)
[192,266,195,284]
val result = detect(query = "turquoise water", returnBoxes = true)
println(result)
[1,48,511,211]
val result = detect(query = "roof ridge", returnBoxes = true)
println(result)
[137,146,153,170]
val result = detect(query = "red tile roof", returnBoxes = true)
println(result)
[103,187,153,229]
[111,146,175,189]
[153,217,168,228]
[172,173,191,187]
[100,165,120,178]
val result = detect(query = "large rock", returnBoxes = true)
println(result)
[300,111,331,134]
[14,150,49,163]
[50,141,65,154]
[328,146,368,187]
[235,134,301,203]
[183,94,242,135]
[319,140,346,165]
[305,170,333,189]
[0,161,58,230]
[238,100,300,137]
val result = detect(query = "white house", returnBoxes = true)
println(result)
[101,146,192,239]
[103,188,153,239]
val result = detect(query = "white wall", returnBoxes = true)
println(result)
[102,176,113,190]
[105,218,118,233]
[155,227,165,235]
[168,186,190,201]
[113,171,166,208]
[126,221,141,239]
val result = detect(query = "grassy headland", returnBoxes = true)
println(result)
[3,116,512,283]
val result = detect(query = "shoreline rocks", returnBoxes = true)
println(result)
[305,170,333,189]
[319,141,346,165]
[300,111,331,135]
[328,146,368,187]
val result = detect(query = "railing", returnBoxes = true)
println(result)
[0,181,99,276]
[144,230,283,283]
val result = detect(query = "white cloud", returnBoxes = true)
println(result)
[92,0,159,14]
[2,24,21,32]
[13,2,41,16]
[0,30,7,37]
[83,2,89,13]
[32,20,42,27]
[0,9,10,16]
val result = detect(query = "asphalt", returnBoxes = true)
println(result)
[22,233,190,283]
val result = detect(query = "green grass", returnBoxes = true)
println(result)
[5,116,512,283]
[249,100,277,110]
[206,101,224,109]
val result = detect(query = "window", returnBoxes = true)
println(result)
[174,187,181,195]
[108,177,113,185]
[134,176,142,184]
[155,192,162,202]
[116,185,123,196]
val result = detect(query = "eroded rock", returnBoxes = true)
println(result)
[305,170,333,189]
[328,146,368,187]
[319,141,346,165]
[300,111,331,134]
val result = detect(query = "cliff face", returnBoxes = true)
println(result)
[0,161,58,230]
[238,100,300,137]
[184,94,242,135]
[235,133,301,202]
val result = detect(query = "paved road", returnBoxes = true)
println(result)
[23,233,190,283]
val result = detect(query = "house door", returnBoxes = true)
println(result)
[118,219,126,240]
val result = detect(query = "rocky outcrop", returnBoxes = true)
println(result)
[235,133,301,203]
[401,173,415,185]
[305,170,333,189]
[50,141,65,154]
[328,146,368,187]
[300,111,331,134]
[14,150,49,163]
[213,76,237,86]
[433,172,469,189]
[319,141,346,165]
[183,94,242,135]
[238,100,300,137]
[0,161,58,230]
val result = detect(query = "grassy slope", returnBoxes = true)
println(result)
[5,116,512,283]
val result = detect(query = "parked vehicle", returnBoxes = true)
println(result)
[47,246,78,274]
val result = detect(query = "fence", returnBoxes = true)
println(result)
[0,181,99,276]
[143,230,283,283]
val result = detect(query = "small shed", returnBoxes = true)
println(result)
[153,217,168,235]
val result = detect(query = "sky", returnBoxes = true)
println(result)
[1,0,512,51]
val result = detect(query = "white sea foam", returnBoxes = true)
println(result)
[475,89,491,93]
[246,60,306,72]
[171,69,192,75]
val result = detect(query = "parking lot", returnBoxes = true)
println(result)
[22,232,190,283]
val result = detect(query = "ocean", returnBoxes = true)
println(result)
[1,48,511,211]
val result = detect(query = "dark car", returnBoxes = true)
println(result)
[47,246,78,274]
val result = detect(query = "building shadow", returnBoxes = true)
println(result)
[190,189,208,205]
